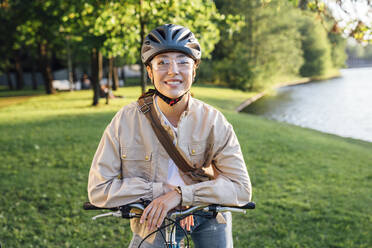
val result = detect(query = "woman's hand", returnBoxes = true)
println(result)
[140,189,181,231]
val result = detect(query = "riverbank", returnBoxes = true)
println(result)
[0,87,371,247]
[235,69,341,112]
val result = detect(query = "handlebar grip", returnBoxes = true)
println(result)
[239,202,256,209]
[83,202,118,211]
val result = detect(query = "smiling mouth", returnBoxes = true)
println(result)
[164,81,182,85]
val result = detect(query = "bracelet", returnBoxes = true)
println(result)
[174,186,182,205]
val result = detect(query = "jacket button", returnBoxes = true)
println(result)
[145,155,149,161]
[191,149,195,155]
[122,154,126,159]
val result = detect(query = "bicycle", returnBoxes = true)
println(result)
[83,200,255,248]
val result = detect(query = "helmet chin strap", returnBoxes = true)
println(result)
[154,86,189,107]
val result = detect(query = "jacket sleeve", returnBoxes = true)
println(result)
[180,122,252,207]
[87,111,164,208]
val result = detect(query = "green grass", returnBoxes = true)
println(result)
[0,87,371,247]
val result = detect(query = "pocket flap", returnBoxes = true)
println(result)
[188,143,206,156]
[121,147,152,161]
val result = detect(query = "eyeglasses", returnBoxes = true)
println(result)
[152,57,194,71]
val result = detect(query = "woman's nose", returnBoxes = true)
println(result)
[168,60,179,74]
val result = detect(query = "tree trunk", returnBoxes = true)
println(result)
[39,42,55,94]
[66,38,73,91]
[121,66,126,84]
[139,0,146,94]
[72,61,77,83]
[91,48,102,106]
[31,63,38,90]
[14,52,25,90]
[6,68,14,90]
[112,59,119,91]
[106,57,114,104]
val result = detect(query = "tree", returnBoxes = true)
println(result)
[0,0,26,90]
[13,0,75,94]
[62,0,227,105]
[131,0,226,94]
[212,0,305,90]
[298,13,333,77]
[328,29,347,68]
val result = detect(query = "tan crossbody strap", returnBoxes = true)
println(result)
[138,93,195,174]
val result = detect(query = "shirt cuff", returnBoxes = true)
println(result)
[180,185,194,206]
[152,182,164,200]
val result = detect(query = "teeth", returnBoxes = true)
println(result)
[166,81,181,85]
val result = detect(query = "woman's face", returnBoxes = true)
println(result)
[146,52,196,99]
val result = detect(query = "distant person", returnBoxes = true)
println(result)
[88,24,251,247]
[80,73,91,89]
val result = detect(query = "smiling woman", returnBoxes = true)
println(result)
[87,24,252,248]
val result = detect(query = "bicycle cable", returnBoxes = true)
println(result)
[169,217,190,248]
[137,217,190,248]
[170,214,192,246]
[137,221,173,248]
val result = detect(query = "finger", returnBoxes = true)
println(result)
[185,217,189,231]
[187,215,194,231]
[156,208,167,228]
[146,207,158,230]
[140,204,153,224]
[187,222,191,231]
[149,205,163,230]
[186,216,191,231]
[180,218,186,229]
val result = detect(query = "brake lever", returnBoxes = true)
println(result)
[92,210,122,220]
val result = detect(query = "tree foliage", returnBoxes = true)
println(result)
[210,0,305,91]
[0,0,350,98]
[289,0,372,43]
[298,14,333,77]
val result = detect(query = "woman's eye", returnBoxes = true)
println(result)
[159,60,169,65]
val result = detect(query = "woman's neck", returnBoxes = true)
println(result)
[157,93,189,127]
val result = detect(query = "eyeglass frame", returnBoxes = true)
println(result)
[150,54,195,72]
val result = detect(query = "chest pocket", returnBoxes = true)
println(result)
[121,146,152,178]
[188,142,207,168]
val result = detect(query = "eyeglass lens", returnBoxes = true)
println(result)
[153,58,194,71]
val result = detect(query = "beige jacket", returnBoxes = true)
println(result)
[88,93,252,209]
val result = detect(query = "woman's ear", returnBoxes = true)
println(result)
[192,65,197,81]
[146,65,153,81]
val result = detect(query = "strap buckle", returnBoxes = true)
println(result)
[139,100,152,114]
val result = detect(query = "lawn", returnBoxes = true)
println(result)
[0,86,371,247]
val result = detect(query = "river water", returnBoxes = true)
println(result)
[243,67,372,142]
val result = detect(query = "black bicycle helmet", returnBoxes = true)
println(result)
[141,24,201,65]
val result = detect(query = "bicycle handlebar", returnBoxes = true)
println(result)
[83,201,255,211]
[83,201,255,218]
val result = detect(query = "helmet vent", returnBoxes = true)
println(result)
[148,34,159,43]
[188,43,201,51]
[156,28,166,40]
[142,46,151,53]
[172,28,181,40]
[179,32,192,42]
